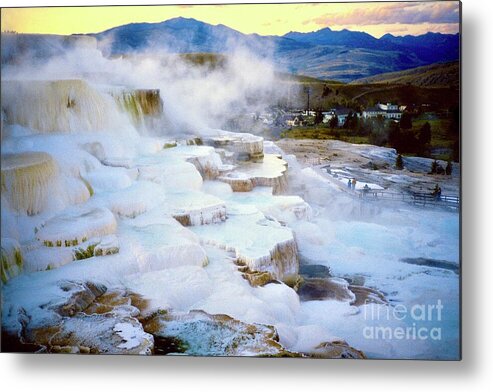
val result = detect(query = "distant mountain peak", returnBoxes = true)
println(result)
[162,17,207,27]
[380,33,395,39]
[89,18,459,82]
[170,16,193,21]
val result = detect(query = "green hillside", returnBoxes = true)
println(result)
[350,61,459,88]
[277,80,459,111]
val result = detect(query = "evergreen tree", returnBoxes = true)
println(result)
[343,112,353,129]
[418,122,432,145]
[388,121,402,150]
[368,116,387,146]
[430,160,438,174]
[453,139,460,162]
[322,84,331,97]
[329,115,338,129]
[396,154,404,170]
[345,111,359,131]
[446,160,453,175]
[448,107,460,162]
[400,112,413,130]
[448,106,460,136]
[357,118,371,136]
[314,110,324,125]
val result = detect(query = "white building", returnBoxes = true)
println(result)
[322,108,358,127]
[286,115,304,127]
[363,102,403,120]
[377,103,399,111]
[302,110,316,117]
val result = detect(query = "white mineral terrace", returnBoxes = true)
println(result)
[217,154,289,194]
[0,78,459,358]
[1,81,301,285]
[1,152,59,215]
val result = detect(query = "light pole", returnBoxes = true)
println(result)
[303,86,311,113]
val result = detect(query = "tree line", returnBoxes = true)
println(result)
[312,108,459,162]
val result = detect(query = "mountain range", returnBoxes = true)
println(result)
[89,17,460,82]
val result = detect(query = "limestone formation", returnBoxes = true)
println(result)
[1,80,121,133]
[218,154,289,195]
[206,132,264,162]
[192,209,299,283]
[111,89,162,128]
[1,152,58,215]
[93,235,120,257]
[122,216,209,271]
[167,191,227,226]
[1,238,23,283]
[36,206,117,247]
[165,145,232,180]
[2,281,154,355]
[142,309,296,357]
[1,78,377,359]
[73,235,120,260]
[22,243,75,272]
[238,264,277,287]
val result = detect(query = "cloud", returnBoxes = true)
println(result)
[333,22,459,38]
[309,2,460,27]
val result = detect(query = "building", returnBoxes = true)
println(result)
[285,115,305,127]
[378,103,399,112]
[322,108,358,127]
[302,110,316,117]
[363,102,403,120]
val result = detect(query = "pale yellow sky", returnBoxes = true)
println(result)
[1,2,460,38]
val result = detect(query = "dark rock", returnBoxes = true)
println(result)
[307,340,366,359]
[298,277,354,302]
[299,264,332,279]
[51,281,107,317]
[242,270,277,287]
[343,275,366,286]
[349,285,387,306]
[142,309,296,357]
[10,284,153,355]
[400,257,459,273]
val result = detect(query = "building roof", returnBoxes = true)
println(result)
[284,114,304,121]
[328,107,352,116]
[364,105,386,113]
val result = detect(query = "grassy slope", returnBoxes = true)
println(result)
[275,72,343,85]
[350,61,459,89]
[278,80,459,112]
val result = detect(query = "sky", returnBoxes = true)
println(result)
[1,1,460,38]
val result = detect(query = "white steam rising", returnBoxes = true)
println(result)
[2,34,286,135]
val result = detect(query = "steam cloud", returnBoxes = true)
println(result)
[1,32,288,136]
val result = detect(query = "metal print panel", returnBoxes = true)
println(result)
[0,1,461,359]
